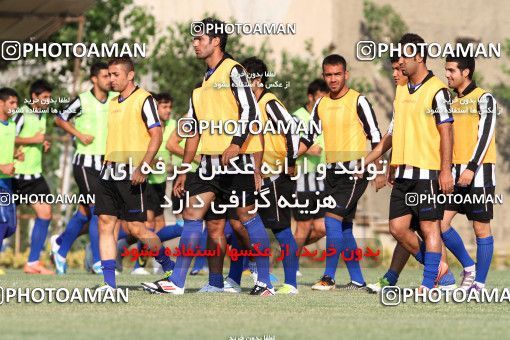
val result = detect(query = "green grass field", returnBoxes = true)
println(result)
[0,267,509,339]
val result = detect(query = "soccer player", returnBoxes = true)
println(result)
[142,18,271,295]
[442,53,497,291]
[94,57,174,291]
[13,80,54,275]
[292,79,328,277]
[0,88,23,275]
[52,62,117,275]
[298,54,384,291]
[222,57,300,294]
[362,33,454,291]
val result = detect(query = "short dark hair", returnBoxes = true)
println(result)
[390,54,400,64]
[307,79,328,96]
[242,57,268,85]
[90,61,109,78]
[399,33,427,63]
[108,57,134,72]
[0,87,18,101]
[322,54,347,71]
[446,53,475,80]
[201,17,228,52]
[29,79,52,97]
[155,92,173,103]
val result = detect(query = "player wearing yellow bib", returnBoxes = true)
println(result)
[52,62,116,275]
[292,79,328,278]
[442,54,497,291]
[0,88,24,275]
[363,34,455,291]
[94,57,174,291]
[298,54,383,291]
[143,18,271,296]
[12,80,54,275]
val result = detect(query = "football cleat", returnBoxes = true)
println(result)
[366,277,390,294]
[311,275,336,291]
[276,284,298,295]
[249,281,275,296]
[223,277,242,293]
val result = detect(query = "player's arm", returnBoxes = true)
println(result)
[458,93,497,186]
[132,96,162,185]
[13,112,43,145]
[298,98,322,156]
[222,65,258,166]
[55,97,93,145]
[357,95,384,165]
[434,88,454,193]
[0,163,15,176]
[266,100,299,169]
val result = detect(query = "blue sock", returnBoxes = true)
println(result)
[442,226,475,268]
[274,227,298,288]
[209,272,224,289]
[117,226,127,240]
[88,206,100,264]
[422,251,441,288]
[341,222,365,285]
[169,219,204,288]
[192,228,208,272]
[57,211,89,258]
[243,214,272,289]
[324,216,343,279]
[56,235,63,245]
[243,256,250,271]
[227,232,244,285]
[413,240,426,264]
[157,223,184,242]
[0,225,8,247]
[28,218,51,262]
[475,236,494,284]
[384,269,399,286]
[155,246,175,272]
[101,259,116,288]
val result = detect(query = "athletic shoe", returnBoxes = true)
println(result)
[141,279,184,295]
[131,267,150,275]
[366,277,390,294]
[24,262,54,275]
[54,255,67,275]
[92,261,103,275]
[311,275,336,291]
[249,281,275,296]
[269,272,279,283]
[276,284,298,295]
[248,261,258,283]
[49,234,60,264]
[95,283,116,293]
[437,269,456,291]
[468,283,484,293]
[337,281,367,290]
[198,284,224,293]
[460,269,476,290]
[296,270,303,277]
[223,277,241,293]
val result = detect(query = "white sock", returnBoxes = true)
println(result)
[56,253,66,263]
[464,265,476,272]
[473,281,485,288]
[27,261,38,266]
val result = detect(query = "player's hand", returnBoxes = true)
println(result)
[457,169,474,187]
[173,173,187,198]
[222,144,240,166]
[307,144,322,156]
[14,148,24,161]
[0,163,15,176]
[254,170,262,192]
[78,133,94,145]
[386,166,395,186]
[373,173,386,192]
[33,132,45,144]
[439,170,454,194]
[131,167,147,185]
[43,140,51,152]
[286,165,295,177]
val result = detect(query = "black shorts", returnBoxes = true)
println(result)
[94,180,148,222]
[323,170,369,221]
[389,178,444,221]
[147,182,167,216]
[73,164,101,198]
[12,176,51,205]
[258,175,294,229]
[293,173,326,221]
[445,185,495,222]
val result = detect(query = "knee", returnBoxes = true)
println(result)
[389,223,405,240]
